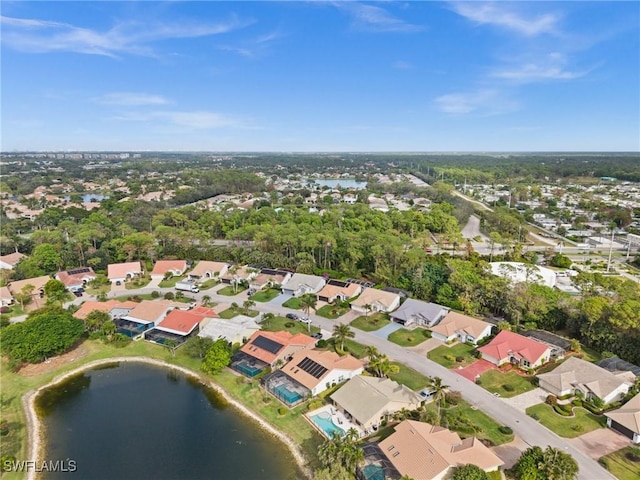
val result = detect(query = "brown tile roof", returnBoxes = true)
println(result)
[240,331,316,365]
[0,252,26,267]
[282,349,364,391]
[478,330,550,364]
[189,261,228,277]
[73,300,137,320]
[379,420,504,479]
[126,300,176,322]
[151,260,187,276]
[8,275,50,294]
[107,261,142,279]
[55,267,96,287]
[0,286,13,302]
[316,283,361,299]
[351,287,400,309]
[430,311,491,339]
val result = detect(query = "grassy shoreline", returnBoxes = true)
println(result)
[1,340,318,480]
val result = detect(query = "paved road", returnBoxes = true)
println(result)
[58,286,614,480]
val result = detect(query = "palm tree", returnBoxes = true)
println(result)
[430,376,449,426]
[364,345,379,361]
[363,303,372,319]
[261,312,274,328]
[201,295,211,307]
[332,323,354,352]
[300,293,317,319]
[242,299,255,315]
[369,353,399,378]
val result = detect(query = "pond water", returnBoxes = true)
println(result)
[36,362,303,480]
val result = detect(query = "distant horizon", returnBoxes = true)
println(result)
[2,150,639,155]
[2,2,638,151]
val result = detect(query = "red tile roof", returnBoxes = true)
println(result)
[151,260,187,276]
[478,330,550,364]
[157,309,205,335]
[240,330,316,365]
[107,261,142,279]
[55,267,96,286]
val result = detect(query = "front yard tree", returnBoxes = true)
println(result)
[84,310,111,335]
[184,337,213,360]
[202,339,232,375]
[44,279,67,306]
[300,293,317,319]
[452,464,489,480]
[513,446,578,480]
[431,376,449,426]
[332,323,354,352]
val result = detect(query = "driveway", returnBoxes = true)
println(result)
[491,436,530,469]
[454,359,497,382]
[147,277,163,289]
[268,292,292,307]
[406,337,442,356]
[502,388,548,412]
[371,321,403,339]
[568,428,631,460]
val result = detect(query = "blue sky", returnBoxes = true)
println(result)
[1,1,639,152]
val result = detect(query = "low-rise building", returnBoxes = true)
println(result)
[350,287,401,314]
[390,299,449,328]
[478,330,551,369]
[150,260,188,280]
[198,315,260,345]
[0,252,26,270]
[605,394,640,443]
[188,261,229,281]
[538,357,633,404]
[316,280,362,303]
[55,267,96,291]
[249,268,292,291]
[281,273,326,297]
[429,312,493,345]
[107,261,142,283]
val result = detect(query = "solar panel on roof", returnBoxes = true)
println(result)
[297,357,328,379]
[251,335,283,354]
[67,267,91,276]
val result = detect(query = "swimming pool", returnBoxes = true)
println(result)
[309,412,345,439]
[272,384,303,404]
[362,464,385,480]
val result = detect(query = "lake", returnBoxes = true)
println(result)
[309,179,367,190]
[36,362,304,480]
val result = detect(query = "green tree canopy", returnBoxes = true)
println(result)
[202,339,232,375]
[451,464,489,480]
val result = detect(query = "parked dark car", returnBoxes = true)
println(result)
[285,313,298,320]
[311,332,323,339]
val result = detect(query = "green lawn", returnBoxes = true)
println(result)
[198,279,218,290]
[350,313,390,332]
[250,288,281,302]
[388,327,431,347]
[388,363,431,391]
[526,403,606,438]
[599,446,640,480]
[115,293,155,302]
[260,316,320,336]
[316,304,350,319]
[1,304,26,318]
[218,307,260,319]
[217,285,247,296]
[282,297,303,309]
[338,338,368,358]
[428,343,477,369]
[125,276,151,290]
[421,400,514,446]
[477,370,535,398]
[159,275,185,288]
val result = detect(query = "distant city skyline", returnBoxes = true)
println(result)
[2,1,639,152]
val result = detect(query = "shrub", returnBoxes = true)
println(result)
[445,391,462,405]
[473,350,482,358]
[553,404,573,416]
[164,292,175,300]
[498,426,513,435]
[235,376,246,385]
[151,290,160,298]
[545,394,558,406]
[316,339,328,348]
[455,356,464,363]
[503,384,515,392]
[572,399,583,407]
[284,321,295,328]
[530,412,540,420]
[277,407,287,415]
[0,306,10,314]
[571,424,583,432]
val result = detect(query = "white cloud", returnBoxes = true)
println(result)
[435,89,518,115]
[491,53,589,82]
[335,2,423,33]
[0,14,251,58]
[97,92,170,106]
[114,110,241,129]
[450,2,560,36]
[392,60,413,69]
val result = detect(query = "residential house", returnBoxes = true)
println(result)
[390,299,449,328]
[249,268,292,291]
[281,273,326,297]
[220,265,258,285]
[107,261,142,283]
[316,280,362,303]
[350,287,401,314]
[605,394,640,443]
[479,330,551,369]
[73,300,138,321]
[231,330,316,378]
[188,261,229,281]
[0,252,26,270]
[55,267,96,291]
[150,260,188,280]
[264,350,364,405]
[538,357,633,404]
[145,308,215,345]
[117,299,180,337]
[361,420,503,480]
[430,312,493,345]
[198,314,260,345]
[330,376,423,433]
[0,286,14,307]
[8,276,51,308]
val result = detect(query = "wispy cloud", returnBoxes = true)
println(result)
[335,2,423,33]
[217,45,255,58]
[96,92,170,106]
[435,89,518,115]
[491,53,590,83]
[114,110,242,129]
[0,14,251,58]
[450,2,560,36]
[392,60,413,69]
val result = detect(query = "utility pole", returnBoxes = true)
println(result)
[606,226,615,273]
